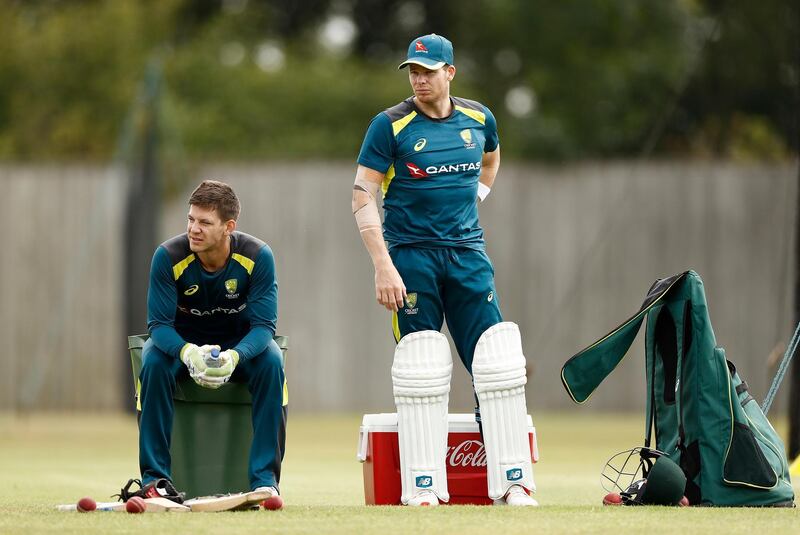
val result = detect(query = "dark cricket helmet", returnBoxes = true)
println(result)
[602,447,687,506]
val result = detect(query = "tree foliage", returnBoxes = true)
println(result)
[0,0,794,161]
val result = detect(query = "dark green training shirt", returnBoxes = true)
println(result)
[357,96,499,250]
[146,231,277,360]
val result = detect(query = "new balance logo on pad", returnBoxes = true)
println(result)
[415,476,433,488]
[506,468,523,482]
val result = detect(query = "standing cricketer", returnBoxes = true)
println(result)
[352,34,537,506]
[134,180,286,506]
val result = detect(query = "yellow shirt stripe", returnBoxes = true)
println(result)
[172,254,195,281]
[232,253,255,275]
[455,105,486,125]
[392,111,417,136]
[392,311,401,342]
[382,164,396,197]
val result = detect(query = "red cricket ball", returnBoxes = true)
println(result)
[125,496,146,514]
[261,494,284,510]
[77,497,96,512]
[603,492,623,506]
[679,496,690,507]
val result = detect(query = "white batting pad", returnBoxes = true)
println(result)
[472,322,535,500]
[392,330,453,504]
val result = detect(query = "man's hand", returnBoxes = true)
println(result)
[375,259,406,312]
[203,349,240,384]
[195,373,227,389]
[181,343,223,387]
[180,343,207,376]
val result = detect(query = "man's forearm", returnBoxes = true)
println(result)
[149,325,187,358]
[352,170,388,266]
[479,148,501,188]
[233,326,272,360]
[477,149,500,202]
[360,227,392,268]
[479,167,498,188]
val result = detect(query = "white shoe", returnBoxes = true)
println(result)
[406,490,440,507]
[494,485,538,507]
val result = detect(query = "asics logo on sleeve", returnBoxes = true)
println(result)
[184,285,199,295]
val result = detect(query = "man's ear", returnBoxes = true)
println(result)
[446,65,456,82]
[225,219,237,235]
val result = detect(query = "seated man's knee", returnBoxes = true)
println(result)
[251,340,284,376]
[141,339,180,382]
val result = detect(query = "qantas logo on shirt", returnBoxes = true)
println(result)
[178,303,247,316]
[406,162,429,177]
[415,41,428,52]
[406,161,482,177]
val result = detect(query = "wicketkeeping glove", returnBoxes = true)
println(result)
[194,372,227,389]
[202,349,240,384]
[180,343,221,381]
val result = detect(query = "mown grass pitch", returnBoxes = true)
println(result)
[1,412,798,534]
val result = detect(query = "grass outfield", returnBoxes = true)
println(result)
[0,412,798,534]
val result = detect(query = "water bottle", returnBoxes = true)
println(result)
[205,347,222,368]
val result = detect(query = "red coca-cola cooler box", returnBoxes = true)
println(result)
[357,413,538,505]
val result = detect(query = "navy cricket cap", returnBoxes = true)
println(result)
[398,34,454,70]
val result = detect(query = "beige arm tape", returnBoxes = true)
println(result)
[353,178,382,233]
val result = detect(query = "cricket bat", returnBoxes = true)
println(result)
[141,497,190,512]
[56,497,189,513]
[184,489,269,512]
[56,501,125,512]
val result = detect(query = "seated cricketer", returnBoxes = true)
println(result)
[133,179,286,506]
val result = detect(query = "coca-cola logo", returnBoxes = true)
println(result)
[447,440,486,468]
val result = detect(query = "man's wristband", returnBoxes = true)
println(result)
[477,182,491,202]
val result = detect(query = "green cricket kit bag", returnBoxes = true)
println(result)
[562,270,794,507]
